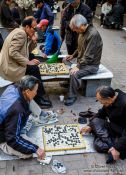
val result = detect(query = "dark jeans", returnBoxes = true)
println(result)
[25,53,45,100]
[100,13,105,25]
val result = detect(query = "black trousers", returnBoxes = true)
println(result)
[100,13,105,25]
[25,53,45,100]
[90,118,126,159]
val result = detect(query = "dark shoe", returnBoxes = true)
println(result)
[106,153,115,164]
[79,111,96,118]
[78,117,87,124]
[36,98,52,109]
[64,97,77,106]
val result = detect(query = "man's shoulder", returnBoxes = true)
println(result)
[79,2,91,11]
[0,85,21,118]
[87,25,98,35]
[115,89,126,106]
[9,28,27,40]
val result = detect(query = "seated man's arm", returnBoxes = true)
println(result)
[28,35,37,53]
[4,108,39,154]
[9,32,28,66]
[94,107,107,120]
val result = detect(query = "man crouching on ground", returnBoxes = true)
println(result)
[81,86,126,163]
[0,75,45,159]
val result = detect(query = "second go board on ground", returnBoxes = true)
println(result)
[39,63,69,75]
[42,124,86,152]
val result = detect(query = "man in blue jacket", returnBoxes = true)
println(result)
[37,19,61,58]
[34,0,54,25]
[0,75,45,159]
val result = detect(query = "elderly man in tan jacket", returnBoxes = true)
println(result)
[0,16,52,108]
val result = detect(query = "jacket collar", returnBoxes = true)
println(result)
[17,86,31,114]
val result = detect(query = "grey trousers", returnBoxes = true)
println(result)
[0,142,32,159]
[68,65,99,98]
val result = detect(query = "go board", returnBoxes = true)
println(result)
[32,48,39,55]
[42,124,86,152]
[39,63,69,75]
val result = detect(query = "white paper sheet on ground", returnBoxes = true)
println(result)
[0,125,95,161]
[29,100,42,117]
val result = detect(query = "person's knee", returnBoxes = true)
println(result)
[90,117,104,126]
[28,65,39,73]
[94,138,108,153]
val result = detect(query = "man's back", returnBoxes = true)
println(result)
[111,3,124,23]
[61,2,92,54]
[0,28,28,82]
[77,25,103,68]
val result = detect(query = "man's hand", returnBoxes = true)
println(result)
[63,55,73,62]
[27,59,40,65]
[70,67,79,75]
[108,147,120,161]
[80,126,92,134]
[41,52,47,59]
[36,148,45,160]
[32,34,38,44]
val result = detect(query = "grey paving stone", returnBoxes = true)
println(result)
[6,160,19,175]
[62,154,84,162]
[18,158,38,166]
[43,169,78,175]
[42,164,52,174]
[66,160,88,170]
[18,165,42,175]
[0,168,6,175]
[0,161,6,169]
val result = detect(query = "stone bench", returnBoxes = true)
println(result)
[41,64,113,97]
[81,64,113,97]
[0,77,12,95]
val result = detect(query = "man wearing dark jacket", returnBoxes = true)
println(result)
[104,0,124,28]
[64,14,103,106]
[0,0,19,28]
[81,86,126,163]
[60,0,92,55]
[0,75,45,159]
[34,0,54,25]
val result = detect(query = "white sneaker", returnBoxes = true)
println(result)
[52,160,66,174]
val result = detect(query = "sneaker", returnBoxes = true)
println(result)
[52,160,66,174]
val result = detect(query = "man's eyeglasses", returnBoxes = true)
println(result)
[30,26,37,31]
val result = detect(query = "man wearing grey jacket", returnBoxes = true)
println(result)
[64,14,103,106]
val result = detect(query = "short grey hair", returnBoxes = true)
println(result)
[19,75,40,91]
[70,14,88,30]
